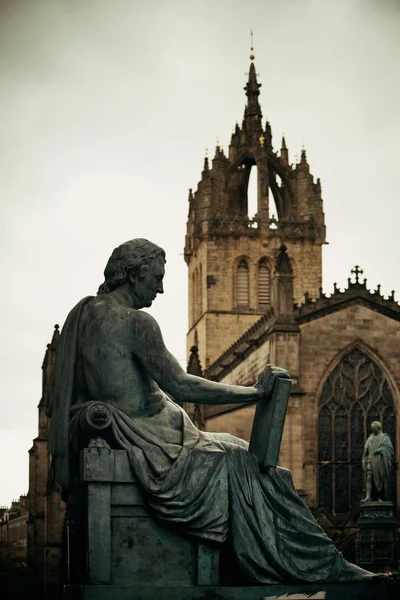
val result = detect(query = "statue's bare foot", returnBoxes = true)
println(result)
[361,496,371,503]
[374,572,396,583]
[88,437,111,454]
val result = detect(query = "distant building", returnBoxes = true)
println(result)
[27,325,66,598]
[184,55,399,559]
[0,496,28,553]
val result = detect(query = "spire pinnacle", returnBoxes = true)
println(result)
[244,40,262,123]
[250,29,255,61]
[51,324,60,344]
[280,134,289,165]
[203,150,209,173]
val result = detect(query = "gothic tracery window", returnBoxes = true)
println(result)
[318,347,397,513]
[236,259,249,308]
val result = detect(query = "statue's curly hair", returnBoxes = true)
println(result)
[97,238,166,294]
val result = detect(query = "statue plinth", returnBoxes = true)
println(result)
[356,501,399,571]
[357,501,396,527]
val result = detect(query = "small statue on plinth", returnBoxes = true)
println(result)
[362,421,394,503]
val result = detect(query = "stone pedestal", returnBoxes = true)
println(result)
[356,501,399,571]
[64,581,400,600]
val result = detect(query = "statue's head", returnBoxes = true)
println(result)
[98,239,166,308]
[371,421,382,434]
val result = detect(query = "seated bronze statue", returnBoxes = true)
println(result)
[47,238,382,585]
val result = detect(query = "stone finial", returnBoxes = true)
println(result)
[275,244,293,275]
[214,143,223,158]
[187,345,203,377]
[280,135,289,164]
[188,189,194,215]
[51,324,60,344]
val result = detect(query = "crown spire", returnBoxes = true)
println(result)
[244,32,262,124]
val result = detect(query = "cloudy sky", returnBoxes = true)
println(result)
[0,0,399,505]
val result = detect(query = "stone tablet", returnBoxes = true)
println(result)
[249,377,291,469]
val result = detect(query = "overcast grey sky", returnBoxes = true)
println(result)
[1,0,399,505]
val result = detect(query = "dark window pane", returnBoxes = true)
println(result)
[383,406,396,455]
[320,377,333,406]
[319,465,333,512]
[350,464,364,507]
[350,404,364,463]
[334,408,348,462]
[335,466,349,513]
[318,406,332,462]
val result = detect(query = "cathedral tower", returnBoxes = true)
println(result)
[185,53,326,369]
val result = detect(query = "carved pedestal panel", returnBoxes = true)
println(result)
[355,501,399,571]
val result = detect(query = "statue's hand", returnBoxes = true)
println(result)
[254,364,290,398]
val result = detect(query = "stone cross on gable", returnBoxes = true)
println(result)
[351,265,364,283]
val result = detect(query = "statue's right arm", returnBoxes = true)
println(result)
[131,312,286,405]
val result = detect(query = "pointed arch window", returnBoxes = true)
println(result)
[258,259,270,309]
[317,347,397,514]
[236,259,249,308]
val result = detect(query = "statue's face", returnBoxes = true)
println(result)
[131,255,165,308]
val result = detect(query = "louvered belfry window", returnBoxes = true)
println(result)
[258,260,270,309]
[237,259,249,307]
[318,347,397,514]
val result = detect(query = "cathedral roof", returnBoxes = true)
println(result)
[205,267,400,384]
[295,267,400,325]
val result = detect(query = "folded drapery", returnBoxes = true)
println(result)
[70,398,375,584]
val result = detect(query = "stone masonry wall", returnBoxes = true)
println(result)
[187,234,322,368]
